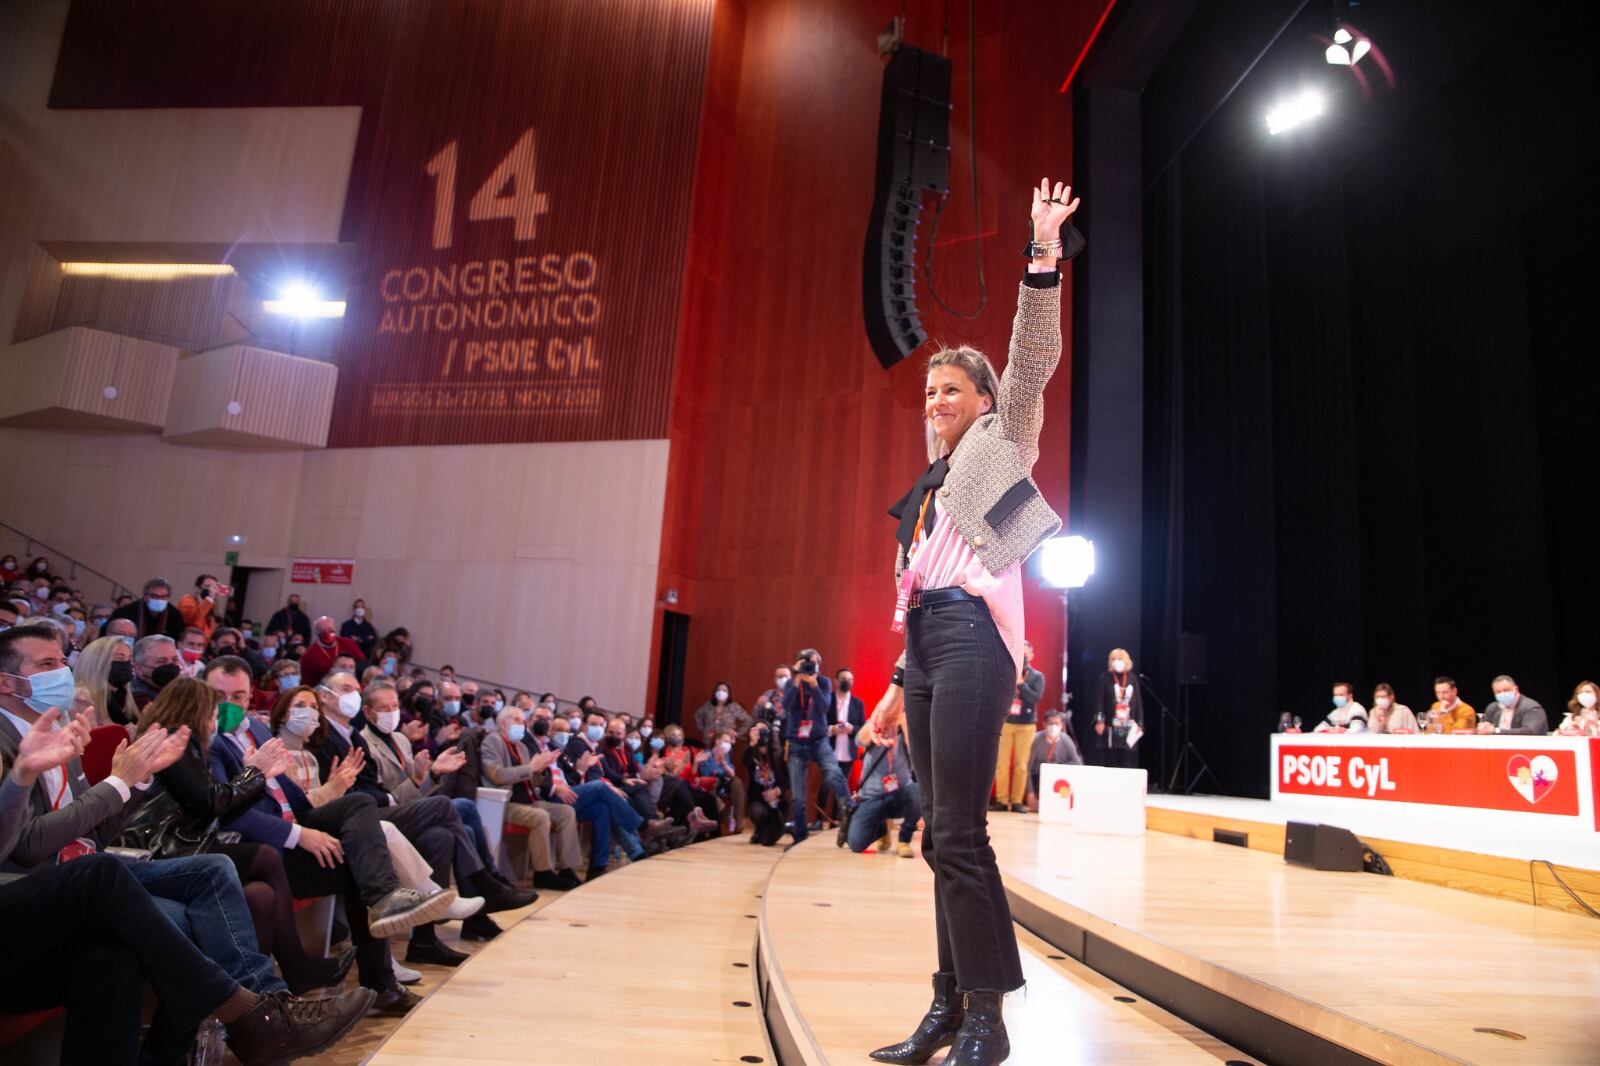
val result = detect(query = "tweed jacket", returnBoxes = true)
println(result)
[894,273,1067,582]
[891,259,1074,671]
[363,724,437,804]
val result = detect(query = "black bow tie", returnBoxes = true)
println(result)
[889,457,950,555]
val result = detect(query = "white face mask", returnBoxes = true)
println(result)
[1046,725,1062,738]
[1579,691,1598,710]
[717,741,732,755]
[1111,659,1128,674]
[374,709,400,734]
[354,607,365,619]
[715,689,729,703]
[284,707,319,737]
[335,690,362,718]
[1374,696,1392,710]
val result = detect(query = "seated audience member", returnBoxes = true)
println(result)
[177,573,227,641]
[1425,676,1476,733]
[1,710,373,1063]
[696,729,746,833]
[743,720,789,846]
[1478,675,1549,735]
[299,615,366,687]
[73,634,137,728]
[694,681,751,744]
[310,671,535,949]
[1313,681,1367,732]
[479,706,583,890]
[1368,684,1419,733]
[522,703,657,880]
[1557,681,1600,736]
[848,722,921,857]
[1026,712,1083,807]
[130,630,183,713]
[0,625,381,1034]
[594,713,663,825]
[177,626,209,678]
[253,656,303,713]
[109,576,187,639]
[341,599,378,660]
[119,678,357,994]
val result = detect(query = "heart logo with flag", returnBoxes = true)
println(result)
[1506,754,1558,804]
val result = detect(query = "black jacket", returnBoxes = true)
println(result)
[267,606,312,643]
[119,739,265,857]
[315,720,391,807]
[1093,670,1144,748]
[1009,666,1046,724]
[109,600,185,640]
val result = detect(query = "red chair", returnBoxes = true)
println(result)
[80,725,130,786]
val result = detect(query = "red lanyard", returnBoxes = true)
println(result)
[49,771,70,811]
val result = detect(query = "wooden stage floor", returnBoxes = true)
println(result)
[991,813,1600,1065]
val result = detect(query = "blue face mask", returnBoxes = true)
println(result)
[120,636,135,649]
[506,724,526,744]
[568,717,582,732]
[382,659,396,676]
[261,646,277,661]
[585,724,604,742]
[1332,695,1348,709]
[281,674,301,689]
[1495,690,1516,707]
[626,737,641,751]
[650,736,665,751]
[13,665,76,714]
[146,597,168,613]
[442,700,461,717]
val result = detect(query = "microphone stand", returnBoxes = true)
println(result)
[1143,672,1216,795]
[1136,673,1177,794]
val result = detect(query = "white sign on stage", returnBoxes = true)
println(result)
[1039,764,1148,835]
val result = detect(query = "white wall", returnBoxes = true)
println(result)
[0,428,670,709]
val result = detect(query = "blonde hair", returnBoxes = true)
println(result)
[73,636,133,728]
[1107,648,1133,671]
[924,346,1001,461]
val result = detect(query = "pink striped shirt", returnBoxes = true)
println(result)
[902,497,1026,677]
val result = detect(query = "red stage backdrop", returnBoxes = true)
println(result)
[50,0,716,447]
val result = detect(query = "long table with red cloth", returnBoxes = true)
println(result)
[1270,733,1600,842]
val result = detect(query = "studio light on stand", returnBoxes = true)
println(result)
[1040,535,1095,728]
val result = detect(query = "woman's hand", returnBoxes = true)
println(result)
[1030,178,1081,250]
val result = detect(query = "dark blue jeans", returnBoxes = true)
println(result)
[571,781,644,867]
[902,592,1025,993]
[134,852,286,995]
[847,786,923,852]
[785,736,851,842]
[0,854,240,1064]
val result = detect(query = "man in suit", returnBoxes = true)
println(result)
[992,640,1046,813]
[108,577,187,639]
[1479,675,1550,735]
[818,667,866,827]
[0,626,303,1002]
[782,648,853,843]
[266,593,312,645]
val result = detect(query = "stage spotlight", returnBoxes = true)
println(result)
[1266,89,1325,135]
[263,280,346,318]
[1040,535,1096,590]
[1324,27,1372,67]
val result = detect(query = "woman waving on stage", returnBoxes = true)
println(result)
[861,177,1082,1066]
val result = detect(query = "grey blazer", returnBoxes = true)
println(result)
[1487,697,1549,736]
[363,726,435,804]
[0,713,134,871]
[481,731,551,800]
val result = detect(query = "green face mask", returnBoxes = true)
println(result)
[216,701,246,735]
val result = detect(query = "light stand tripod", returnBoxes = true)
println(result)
[1136,672,1180,794]
[1165,681,1218,795]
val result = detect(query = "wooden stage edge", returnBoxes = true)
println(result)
[1143,801,1600,917]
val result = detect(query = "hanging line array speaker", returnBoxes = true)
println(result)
[863,46,952,370]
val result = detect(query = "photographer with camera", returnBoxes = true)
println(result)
[178,574,231,643]
[743,719,788,846]
[780,648,853,843]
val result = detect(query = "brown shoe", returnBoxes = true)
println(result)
[225,987,375,1065]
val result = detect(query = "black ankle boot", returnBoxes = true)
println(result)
[945,989,1009,1065]
[869,971,964,1064]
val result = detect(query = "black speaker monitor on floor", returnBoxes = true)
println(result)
[863,46,951,370]
[1283,821,1365,872]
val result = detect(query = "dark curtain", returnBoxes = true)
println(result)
[1140,2,1600,796]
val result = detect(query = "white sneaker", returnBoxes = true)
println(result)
[391,958,423,985]
[444,894,485,921]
